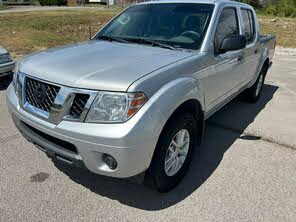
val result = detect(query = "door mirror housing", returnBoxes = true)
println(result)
[218,35,247,53]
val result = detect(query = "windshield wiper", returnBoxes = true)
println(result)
[124,38,180,51]
[96,35,129,44]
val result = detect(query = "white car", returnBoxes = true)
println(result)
[0,46,14,78]
[88,0,107,3]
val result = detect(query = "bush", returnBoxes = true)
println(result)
[265,4,277,15]
[239,0,262,8]
[278,0,296,17]
[257,0,296,17]
[38,0,67,6]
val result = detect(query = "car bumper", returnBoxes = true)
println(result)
[0,62,15,77]
[6,84,161,178]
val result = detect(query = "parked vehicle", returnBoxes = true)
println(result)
[7,0,275,192]
[88,0,107,3]
[0,46,14,78]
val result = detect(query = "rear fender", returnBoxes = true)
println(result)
[249,47,270,87]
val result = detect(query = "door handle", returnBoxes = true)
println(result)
[254,48,259,54]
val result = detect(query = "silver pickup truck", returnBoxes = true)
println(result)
[7,0,275,192]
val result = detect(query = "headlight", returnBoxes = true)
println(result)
[0,53,12,64]
[85,91,147,123]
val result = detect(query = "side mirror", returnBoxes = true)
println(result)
[219,35,247,53]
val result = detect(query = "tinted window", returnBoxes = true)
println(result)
[97,3,214,50]
[214,8,239,51]
[242,9,255,43]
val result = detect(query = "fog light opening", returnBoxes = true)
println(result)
[102,154,118,170]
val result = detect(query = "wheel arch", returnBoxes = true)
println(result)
[161,99,205,147]
[262,57,270,76]
[132,77,206,172]
[145,98,205,189]
[249,56,270,88]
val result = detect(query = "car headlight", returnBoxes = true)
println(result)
[85,91,147,123]
[0,53,12,64]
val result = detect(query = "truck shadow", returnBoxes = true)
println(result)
[53,84,278,211]
[0,75,13,91]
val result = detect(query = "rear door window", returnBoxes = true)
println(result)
[241,9,255,44]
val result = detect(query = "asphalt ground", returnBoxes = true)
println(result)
[0,54,295,221]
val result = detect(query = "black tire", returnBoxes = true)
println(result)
[240,67,267,103]
[146,113,197,192]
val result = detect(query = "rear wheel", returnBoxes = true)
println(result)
[240,67,266,103]
[147,113,197,192]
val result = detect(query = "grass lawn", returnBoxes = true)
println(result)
[258,15,296,48]
[0,6,10,10]
[0,10,295,59]
[0,10,121,58]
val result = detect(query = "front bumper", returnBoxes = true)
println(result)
[6,84,161,178]
[0,62,15,77]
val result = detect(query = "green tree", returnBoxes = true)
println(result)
[278,0,296,16]
[39,0,67,6]
[238,0,262,8]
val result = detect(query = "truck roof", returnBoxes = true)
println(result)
[139,0,251,7]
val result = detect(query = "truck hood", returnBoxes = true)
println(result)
[20,41,194,91]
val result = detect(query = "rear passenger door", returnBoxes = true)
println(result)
[240,8,260,82]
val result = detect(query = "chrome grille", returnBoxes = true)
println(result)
[25,77,60,112]
[19,73,97,124]
[69,94,90,119]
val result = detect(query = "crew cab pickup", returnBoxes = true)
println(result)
[7,0,275,192]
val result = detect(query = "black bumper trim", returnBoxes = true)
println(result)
[0,71,13,77]
[12,115,85,169]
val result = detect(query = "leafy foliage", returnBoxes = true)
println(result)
[237,0,296,17]
[277,0,296,17]
[238,0,262,8]
[38,0,67,6]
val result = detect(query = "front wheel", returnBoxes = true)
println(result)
[147,113,197,192]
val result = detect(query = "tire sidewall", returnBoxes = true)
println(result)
[149,113,197,192]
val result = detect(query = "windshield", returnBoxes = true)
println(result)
[96,3,214,50]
